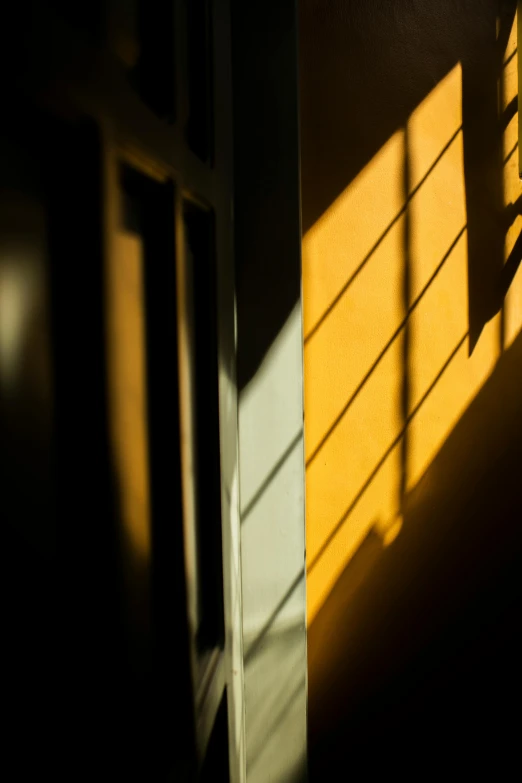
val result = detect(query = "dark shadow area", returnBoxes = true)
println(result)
[308,328,522,776]
[0,111,59,779]
[461,2,516,349]
[0,104,130,776]
[1,3,233,779]
[0,97,194,780]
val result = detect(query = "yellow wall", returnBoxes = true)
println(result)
[302,10,522,625]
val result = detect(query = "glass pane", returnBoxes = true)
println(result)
[183,199,223,656]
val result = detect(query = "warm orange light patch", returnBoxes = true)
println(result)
[303,132,405,623]
[303,131,405,460]
[304,52,521,625]
[107,230,151,566]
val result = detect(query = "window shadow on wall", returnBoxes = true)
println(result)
[299,0,522,775]
[300,0,520,358]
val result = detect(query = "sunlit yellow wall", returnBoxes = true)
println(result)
[303,20,522,625]
[304,130,405,623]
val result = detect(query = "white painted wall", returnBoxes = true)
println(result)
[239,304,307,783]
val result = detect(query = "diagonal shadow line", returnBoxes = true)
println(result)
[498,7,517,65]
[304,126,463,345]
[241,430,303,524]
[501,229,522,294]
[244,570,304,665]
[503,47,517,69]
[504,141,518,166]
[307,331,469,576]
[501,95,518,132]
[306,225,467,469]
